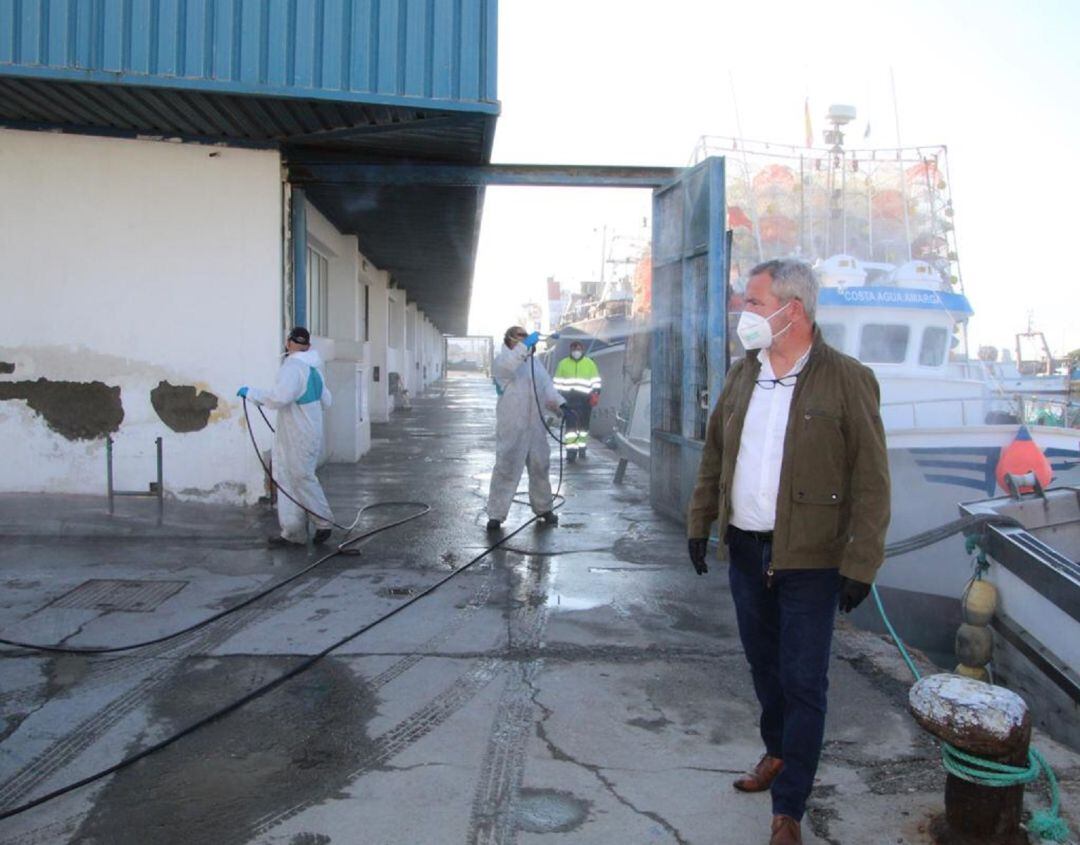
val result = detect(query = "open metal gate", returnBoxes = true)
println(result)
[650,157,728,521]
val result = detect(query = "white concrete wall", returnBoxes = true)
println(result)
[386,292,407,406]
[304,203,371,461]
[425,319,445,385]
[416,317,442,389]
[405,302,419,395]
[366,272,391,423]
[0,129,281,504]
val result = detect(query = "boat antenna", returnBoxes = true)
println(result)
[890,68,914,261]
[824,104,855,255]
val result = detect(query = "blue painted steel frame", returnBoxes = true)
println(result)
[292,187,307,329]
[705,159,728,417]
[649,156,727,522]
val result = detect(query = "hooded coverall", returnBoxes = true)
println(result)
[486,342,563,521]
[248,348,334,542]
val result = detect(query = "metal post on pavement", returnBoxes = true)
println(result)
[106,435,114,515]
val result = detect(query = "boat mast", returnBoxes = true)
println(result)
[824,105,856,256]
[729,72,764,261]
[890,69,914,261]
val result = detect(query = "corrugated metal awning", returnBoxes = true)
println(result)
[1,0,500,334]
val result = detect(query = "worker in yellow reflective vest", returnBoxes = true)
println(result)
[553,340,602,462]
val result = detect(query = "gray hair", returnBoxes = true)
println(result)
[749,258,818,321]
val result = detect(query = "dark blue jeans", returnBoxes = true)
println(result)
[727,526,840,821]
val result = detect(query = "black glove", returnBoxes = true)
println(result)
[838,576,871,613]
[688,538,709,575]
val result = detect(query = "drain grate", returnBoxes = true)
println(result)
[47,579,188,612]
[376,585,417,599]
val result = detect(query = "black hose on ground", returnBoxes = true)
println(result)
[0,509,552,821]
[0,501,429,655]
[242,397,368,533]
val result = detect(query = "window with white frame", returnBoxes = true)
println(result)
[306,246,329,336]
[919,326,949,366]
[859,324,910,364]
[362,284,370,342]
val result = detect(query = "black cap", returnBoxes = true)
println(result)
[288,327,311,346]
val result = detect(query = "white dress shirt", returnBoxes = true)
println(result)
[730,345,812,532]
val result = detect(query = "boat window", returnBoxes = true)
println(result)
[858,324,910,364]
[819,323,846,351]
[919,326,949,366]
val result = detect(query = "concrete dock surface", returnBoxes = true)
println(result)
[1,373,1077,844]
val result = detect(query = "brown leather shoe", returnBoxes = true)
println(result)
[733,754,784,792]
[769,814,802,845]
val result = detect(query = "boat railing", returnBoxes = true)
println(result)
[879,396,984,428]
[1013,394,1080,429]
[880,395,1079,429]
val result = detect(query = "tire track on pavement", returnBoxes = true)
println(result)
[466,555,552,845]
[0,570,344,811]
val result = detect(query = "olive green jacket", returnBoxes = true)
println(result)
[686,327,890,583]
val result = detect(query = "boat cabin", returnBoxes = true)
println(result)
[812,255,981,430]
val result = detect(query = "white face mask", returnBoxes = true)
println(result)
[571,350,583,360]
[736,302,792,350]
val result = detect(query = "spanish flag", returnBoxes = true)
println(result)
[804,98,813,147]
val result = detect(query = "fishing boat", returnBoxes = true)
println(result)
[959,485,1080,748]
[612,105,1080,666]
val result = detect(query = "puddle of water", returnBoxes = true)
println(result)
[515,788,590,834]
[545,593,606,612]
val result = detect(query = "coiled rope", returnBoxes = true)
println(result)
[872,526,1069,843]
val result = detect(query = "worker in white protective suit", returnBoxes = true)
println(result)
[237,327,334,547]
[486,326,564,532]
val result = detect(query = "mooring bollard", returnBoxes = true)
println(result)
[909,674,1031,844]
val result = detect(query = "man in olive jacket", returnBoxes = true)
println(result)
[687,259,890,845]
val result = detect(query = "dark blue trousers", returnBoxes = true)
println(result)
[727,526,840,821]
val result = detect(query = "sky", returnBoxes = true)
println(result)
[468,0,1080,358]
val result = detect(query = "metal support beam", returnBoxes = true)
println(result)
[284,114,464,145]
[287,162,682,189]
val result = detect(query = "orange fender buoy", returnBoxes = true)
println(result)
[995,425,1052,493]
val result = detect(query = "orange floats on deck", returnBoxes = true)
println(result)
[995,425,1053,494]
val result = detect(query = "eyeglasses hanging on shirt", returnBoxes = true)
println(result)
[754,375,798,390]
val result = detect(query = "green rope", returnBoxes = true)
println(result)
[871,584,1070,842]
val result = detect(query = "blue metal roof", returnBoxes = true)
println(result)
[0,0,498,115]
[0,0,500,334]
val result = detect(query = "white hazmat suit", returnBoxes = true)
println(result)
[487,342,564,521]
[248,348,334,542]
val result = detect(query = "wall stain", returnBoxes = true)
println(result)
[150,381,218,433]
[0,362,13,374]
[0,379,123,440]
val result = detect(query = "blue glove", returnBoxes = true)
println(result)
[523,331,540,349]
[236,386,249,398]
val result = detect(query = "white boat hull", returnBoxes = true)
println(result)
[852,425,1080,654]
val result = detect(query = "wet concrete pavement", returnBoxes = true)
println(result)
[1,373,1077,844]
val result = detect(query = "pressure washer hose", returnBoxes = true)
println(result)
[0,401,433,656]
[0,506,554,822]
[0,502,428,655]
[526,344,574,503]
[0,373,575,820]
[243,396,381,534]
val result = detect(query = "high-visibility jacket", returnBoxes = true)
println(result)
[554,355,602,397]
